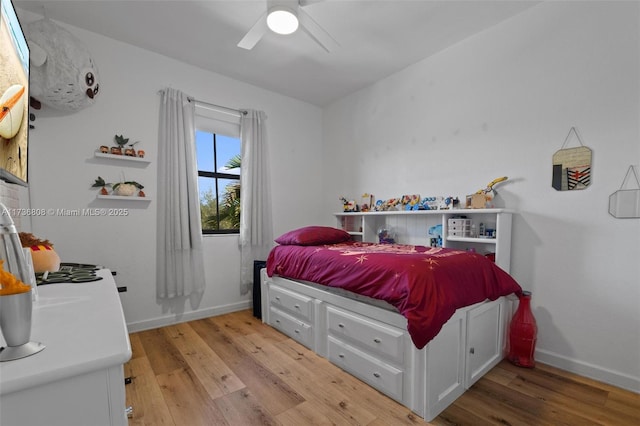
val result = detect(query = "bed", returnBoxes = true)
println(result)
[261,225,522,421]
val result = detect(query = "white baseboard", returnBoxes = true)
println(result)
[535,349,640,394]
[125,300,252,333]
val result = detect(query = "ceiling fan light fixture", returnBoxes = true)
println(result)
[267,7,299,35]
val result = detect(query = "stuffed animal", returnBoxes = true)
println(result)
[25,18,100,112]
[18,232,61,273]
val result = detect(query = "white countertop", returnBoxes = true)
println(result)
[0,269,132,395]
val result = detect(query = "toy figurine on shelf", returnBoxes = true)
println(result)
[402,194,421,211]
[360,193,374,212]
[439,196,459,210]
[339,196,357,212]
[466,176,508,209]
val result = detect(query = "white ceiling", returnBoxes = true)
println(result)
[15,0,539,107]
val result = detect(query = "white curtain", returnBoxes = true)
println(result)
[239,110,273,294]
[156,88,206,299]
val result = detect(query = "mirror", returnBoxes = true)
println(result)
[609,190,640,218]
[609,166,640,219]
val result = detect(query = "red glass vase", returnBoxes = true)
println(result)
[508,291,537,368]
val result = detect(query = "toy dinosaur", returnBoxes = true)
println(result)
[467,176,508,209]
[476,176,508,194]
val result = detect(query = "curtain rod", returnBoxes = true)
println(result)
[187,96,247,117]
[157,89,247,117]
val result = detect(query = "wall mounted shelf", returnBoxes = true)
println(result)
[94,151,150,164]
[97,195,151,201]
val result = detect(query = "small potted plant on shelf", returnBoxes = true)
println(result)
[112,180,144,196]
[111,134,129,155]
[91,176,111,195]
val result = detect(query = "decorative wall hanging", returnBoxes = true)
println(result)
[552,127,592,191]
[609,165,640,219]
[25,18,100,112]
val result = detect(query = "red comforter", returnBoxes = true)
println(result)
[267,242,522,349]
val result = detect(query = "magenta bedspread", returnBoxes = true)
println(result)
[267,242,522,349]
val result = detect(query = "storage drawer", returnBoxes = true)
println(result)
[269,307,313,349]
[269,284,313,322]
[328,336,403,401]
[327,306,404,364]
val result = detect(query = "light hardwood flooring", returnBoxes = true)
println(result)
[124,309,639,425]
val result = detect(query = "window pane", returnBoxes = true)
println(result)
[218,178,241,230]
[198,176,217,230]
[216,134,241,175]
[195,128,241,234]
[196,131,214,172]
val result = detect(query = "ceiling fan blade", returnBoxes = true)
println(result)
[299,0,325,6]
[297,7,339,52]
[237,13,268,50]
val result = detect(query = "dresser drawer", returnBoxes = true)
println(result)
[269,284,313,322]
[269,307,313,349]
[327,306,404,364]
[328,336,403,401]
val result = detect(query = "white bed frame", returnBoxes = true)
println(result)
[261,270,513,421]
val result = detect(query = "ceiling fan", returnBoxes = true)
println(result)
[237,0,339,52]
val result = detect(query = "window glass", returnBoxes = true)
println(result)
[196,131,214,172]
[196,131,241,234]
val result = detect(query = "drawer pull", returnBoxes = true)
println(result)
[338,323,345,328]
[294,329,300,334]
[294,304,300,309]
[275,319,280,323]
[275,296,281,301]
[373,372,381,378]
[338,353,345,358]
[373,338,381,343]
[470,347,475,354]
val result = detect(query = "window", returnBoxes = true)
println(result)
[195,104,241,234]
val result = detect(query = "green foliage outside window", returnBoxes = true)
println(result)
[200,154,241,233]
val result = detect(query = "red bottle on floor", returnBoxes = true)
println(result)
[508,291,537,368]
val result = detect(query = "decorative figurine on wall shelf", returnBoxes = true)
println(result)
[466,176,508,209]
[124,140,140,157]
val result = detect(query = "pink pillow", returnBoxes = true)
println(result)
[275,226,351,246]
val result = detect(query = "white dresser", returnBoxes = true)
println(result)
[0,269,132,426]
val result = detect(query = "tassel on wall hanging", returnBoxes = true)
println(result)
[609,165,640,219]
[552,127,592,191]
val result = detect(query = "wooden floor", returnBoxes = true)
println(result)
[125,309,639,426]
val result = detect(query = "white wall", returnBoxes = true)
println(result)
[322,1,639,391]
[19,12,325,331]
